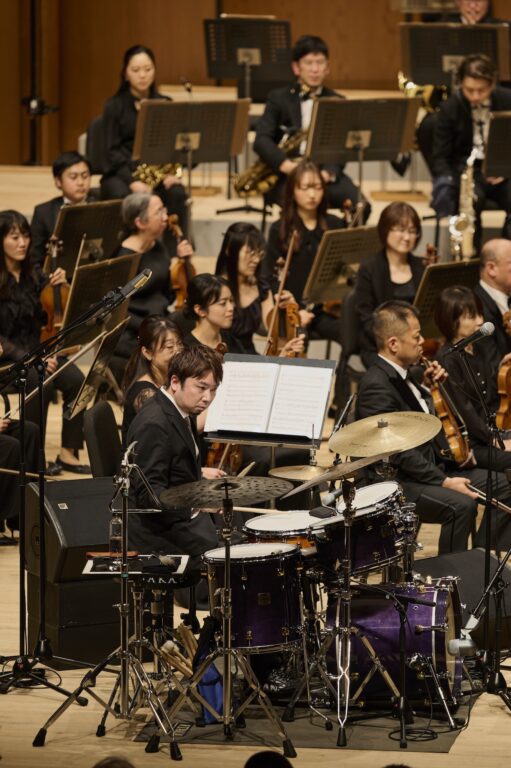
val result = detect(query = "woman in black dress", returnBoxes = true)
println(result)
[121,315,183,446]
[0,210,88,473]
[100,44,188,237]
[354,202,427,368]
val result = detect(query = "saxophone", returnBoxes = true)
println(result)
[449,148,477,261]
[234,128,308,197]
[132,163,182,189]
[398,72,448,113]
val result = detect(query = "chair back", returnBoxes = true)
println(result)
[85,115,107,175]
[83,401,121,477]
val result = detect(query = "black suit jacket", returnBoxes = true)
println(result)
[432,86,511,179]
[474,281,511,366]
[253,84,344,177]
[126,389,217,558]
[356,357,447,498]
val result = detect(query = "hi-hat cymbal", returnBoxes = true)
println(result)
[268,465,328,482]
[160,476,293,508]
[328,411,441,458]
[282,451,391,499]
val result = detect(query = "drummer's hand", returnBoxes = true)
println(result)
[49,268,67,286]
[201,466,227,480]
[423,360,447,386]
[0,418,11,433]
[442,476,478,499]
[45,356,59,374]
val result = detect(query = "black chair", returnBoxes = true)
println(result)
[83,401,122,477]
[337,288,366,406]
[85,115,107,176]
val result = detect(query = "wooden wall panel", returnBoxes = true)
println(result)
[0,0,23,163]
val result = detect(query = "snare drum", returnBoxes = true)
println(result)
[311,481,403,575]
[243,511,318,556]
[326,577,462,704]
[203,543,301,651]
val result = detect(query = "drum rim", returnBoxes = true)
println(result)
[335,480,400,512]
[243,511,317,536]
[203,542,300,563]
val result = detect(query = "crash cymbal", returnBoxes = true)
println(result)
[328,411,441,458]
[160,476,293,508]
[282,451,392,499]
[268,465,329,482]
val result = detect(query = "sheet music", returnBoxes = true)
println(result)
[205,361,279,433]
[267,364,333,438]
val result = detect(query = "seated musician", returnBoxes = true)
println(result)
[100,44,189,240]
[253,34,369,218]
[215,222,305,356]
[0,210,89,474]
[29,151,96,268]
[356,300,511,554]
[453,0,504,23]
[126,345,224,569]
[121,315,183,447]
[354,202,428,368]
[431,54,511,246]
[474,238,511,366]
[435,285,511,472]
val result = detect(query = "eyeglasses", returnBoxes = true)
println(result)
[243,249,264,260]
[390,226,419,237]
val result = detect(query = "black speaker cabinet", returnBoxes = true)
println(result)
[416,548,511,648]
[25,477,114,582]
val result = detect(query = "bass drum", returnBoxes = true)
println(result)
[326,578,463,705]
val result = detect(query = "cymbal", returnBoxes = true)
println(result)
[328,411,441,457]
[282,451,391,499]
[160,476,293,508]
[268,465,328,482]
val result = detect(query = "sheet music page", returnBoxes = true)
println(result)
[267,364,333,438]
[205,360,279,433]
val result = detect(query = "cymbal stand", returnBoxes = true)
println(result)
[165,478,297,758]
[33,449,181,758]
[399,502,420,582]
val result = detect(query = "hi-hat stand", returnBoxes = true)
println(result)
[164,478,297,759]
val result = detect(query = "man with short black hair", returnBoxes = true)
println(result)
[29,151,96,267]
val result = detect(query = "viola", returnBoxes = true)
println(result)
[40,236,70,342]
[420,355,472,466]
[496,360,511,430]
[168,214,196,310]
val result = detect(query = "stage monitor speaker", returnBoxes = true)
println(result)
[416,548,511,648]
[25,477,113,582]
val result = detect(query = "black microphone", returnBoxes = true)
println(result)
[119,269,152,299]
[445,321,494,355]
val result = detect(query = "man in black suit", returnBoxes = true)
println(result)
[126,345,224,565]
[475,238,511,366]
[432,54,511,244]
[356,301,511,554]
[29,151,96,267]
[253,35,368,217]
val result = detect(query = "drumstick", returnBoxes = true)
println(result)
[177,623,198,659]
[161,639,191,669]
[237,462,256,478]
[233,506,283,515]
[160,647,193,678]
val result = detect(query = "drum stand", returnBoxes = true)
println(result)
[165,479,297,759]
[33,451,181,759]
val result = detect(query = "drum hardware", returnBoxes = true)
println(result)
[165,478,297,758]
[406,654,457,730]
[283,451,393,500]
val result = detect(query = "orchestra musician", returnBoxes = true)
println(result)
[435,284,511,472]
[356,300,511,553]
[253,34,369,218]
[215,222,305,357]
[474,238,511,366]
[121,315,184,447]
[354,202,427,368]
[453,0,505,24]
[29,151,96,268]
[0,210,89,475]
[100,44,189,240]
[431,54,511,246]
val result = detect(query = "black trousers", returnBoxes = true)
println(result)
[0,420,39,522]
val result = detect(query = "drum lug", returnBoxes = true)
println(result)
[245,630,253,644]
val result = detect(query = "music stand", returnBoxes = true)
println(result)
[413,259,480,338]
[66,318,129,419]
[484,112,511,179]
[400,23,510,90]
[52,200,123,278]
[306,97,420,203]
[302,227,381,304]
[61,253,141,346]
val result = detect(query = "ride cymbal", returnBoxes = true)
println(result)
[328,411,441,458]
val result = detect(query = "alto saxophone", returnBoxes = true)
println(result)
[449,148,477,261]
[234,128,308,197]
[132,163,183,189]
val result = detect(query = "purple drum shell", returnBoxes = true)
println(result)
[204,543,301,651]
[326,580,462,703]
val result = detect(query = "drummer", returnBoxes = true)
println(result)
[355,300,511,554]
[126,346,225,572]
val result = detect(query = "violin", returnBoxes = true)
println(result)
[496,360,511,430]
[283,300,307,358]
[205,341,243,474]
[264,231,302,356]
[168,214,196,310]
[40,236,70,342]
[420,355,472,466]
